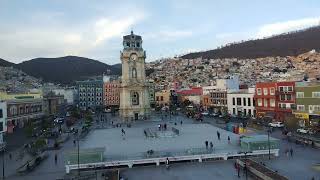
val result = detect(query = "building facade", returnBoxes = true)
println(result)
[52,88,77,105]
[227,88,255,118]
[43,92,65,116]
[119,31,150,121]
[0,101,7,144]
[104,79,121,107]
[6,98,44,132]
[77,79,104,110]
[254,81,295,122]
[155,90,171,106]
[294,82,320,125]
[209,90,228,114]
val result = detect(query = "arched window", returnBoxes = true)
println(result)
[132,67,137,78]
[132,92,139,105]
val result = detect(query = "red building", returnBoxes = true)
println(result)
[254,81,295,122]
[104,80,120,107]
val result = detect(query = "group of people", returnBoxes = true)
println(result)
[284,147,294,157]
[158,123,168,131]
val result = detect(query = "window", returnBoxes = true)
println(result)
[244,109,247,116]
[314,105,320,112]
[297,105,305,111]
[278,103,286,109]
[233,108,236,115]
[136,42,140,47]
[258,99,262,106]
[263,88,268,95]
[280,94,286,101]
[257,88,262,95]
[312,92,320,97]
[264,99,268,107]
[286,94,292,101]
[232,98,235,105]
[248,98,251,106]
[236,98,241,106]
[160,96,163,101]
[270,88,275,95]
[248,109,252,116]
[131,92,139,105]
[0,109,2,118]
[296,92,304,98]
[270,99,275,107]
[156,96,159,101]
[309,105,313,112]
[279,86,284,92]
[0,122,3,132]
[243,98,246,106]
[288,86,293,92]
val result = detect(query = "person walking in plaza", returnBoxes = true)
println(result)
[166,157,170,170]
[217,131,221,140]
[210,142,213,150]
[9,153,12,160]
[205,141,208,149]
[290,148,293,157]
[180,120,183,125]
[228,136,231,144]
[54,153,58,165]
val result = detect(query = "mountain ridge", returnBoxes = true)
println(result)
[182,26,320,59]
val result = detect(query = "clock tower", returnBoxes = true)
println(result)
[119,31,150,121]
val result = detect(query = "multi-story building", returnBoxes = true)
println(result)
[227,88,255,118]
[6,98,44,132]
[0,101,7,145]
[77,79,104,110]
[43,92,65,116]
[104,79,121,108]
[209,90,228,114]
[254,81,295,122]
[155,90,171,106]
[52,88,77,105]
[294,82,320,125]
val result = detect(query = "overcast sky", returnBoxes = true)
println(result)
[0,0,320,64]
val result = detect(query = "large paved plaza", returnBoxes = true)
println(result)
[1,114,319,180]
[80,122,241,161]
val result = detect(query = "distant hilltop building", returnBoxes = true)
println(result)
[119,31,151,121]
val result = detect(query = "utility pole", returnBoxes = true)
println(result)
[268,128,271,160]
[77,132,80,177]
[1,141,5,180]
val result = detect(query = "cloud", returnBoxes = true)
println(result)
[0,10,146,63]
[93,13,145,46]
[144,29,193,42]
[256,17,320,38]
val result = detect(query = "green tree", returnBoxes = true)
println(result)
[284,117,300,131]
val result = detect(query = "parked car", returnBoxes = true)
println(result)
[201,112,209,116]
[210,113,219,117]
[297,128,314,134]
[268,122,284,128]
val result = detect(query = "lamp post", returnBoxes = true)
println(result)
[77,131,80,177]
[1,141,6,180]
[268,128,271,160]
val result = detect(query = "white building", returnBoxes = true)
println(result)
[0,101,7,145]
[52,88,77,105]
[227,88,255,118]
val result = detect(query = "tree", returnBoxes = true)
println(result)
[284,117,300,131]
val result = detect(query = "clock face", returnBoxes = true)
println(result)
[130,54,138,61]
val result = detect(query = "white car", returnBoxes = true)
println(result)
[201,112,209,116]
[297,128,314,134]
[268,122,284,128]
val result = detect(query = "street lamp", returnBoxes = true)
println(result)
[77,131,80,177]
[238,151,252,180]
[267,128,271,160]
[2,143,5,179]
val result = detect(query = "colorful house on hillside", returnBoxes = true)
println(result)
[254,81,295,122]
[294,81,320,126]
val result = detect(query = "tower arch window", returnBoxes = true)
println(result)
[131,92,139,105]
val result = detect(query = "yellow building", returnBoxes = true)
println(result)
[155,90,171,106]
